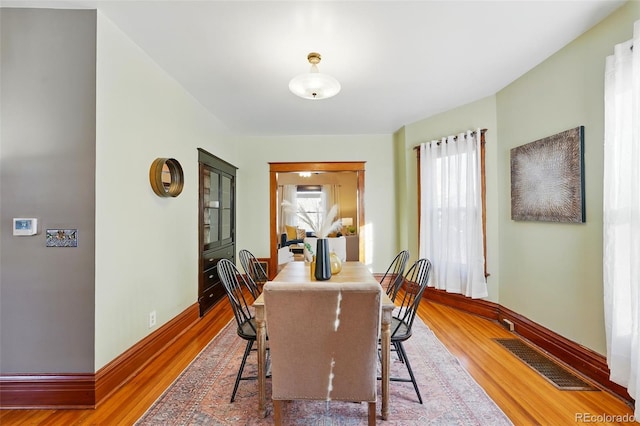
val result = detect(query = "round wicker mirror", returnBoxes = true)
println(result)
[150,158,184,197]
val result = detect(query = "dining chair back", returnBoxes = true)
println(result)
[218,258,261,402]
[264,280,381,425]
[387,258,432,404]
[380,250,410,299]
[238,249,267,297]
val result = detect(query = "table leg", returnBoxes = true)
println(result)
[381,306,392,420]
[256,305,267,418]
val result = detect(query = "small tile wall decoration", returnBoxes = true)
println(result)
[46,229,78,247]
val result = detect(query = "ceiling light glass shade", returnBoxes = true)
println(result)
[289,53,341,100]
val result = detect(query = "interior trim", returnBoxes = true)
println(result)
[2,292,631,408]
[269,162,366,280]
[0,303,200,409]
[95,303,200,404]
[497,305,631,402]
[0,373,95,409]
[421,286,632,403]
[424,286,499,320]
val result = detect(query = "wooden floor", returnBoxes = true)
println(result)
[1,298,634,425]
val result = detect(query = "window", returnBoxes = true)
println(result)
[416,129,488,298]
[296,185,323,231]
[602,21,639,416]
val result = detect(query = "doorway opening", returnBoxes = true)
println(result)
[269,162,365,278]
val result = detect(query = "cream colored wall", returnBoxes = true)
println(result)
[277,171,358,225]
[397,95,500,301]
[232,134,396,272]
[496,2,640,355]
[94,13,236,370]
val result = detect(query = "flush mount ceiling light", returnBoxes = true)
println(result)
[289,52,341,100]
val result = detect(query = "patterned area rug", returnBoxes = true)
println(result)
[137,317,513,425]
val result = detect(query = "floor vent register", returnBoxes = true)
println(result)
[493,338,599,391]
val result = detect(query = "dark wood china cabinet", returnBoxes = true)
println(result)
[198,148,237,316]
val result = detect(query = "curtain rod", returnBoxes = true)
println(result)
[412,128,487,151]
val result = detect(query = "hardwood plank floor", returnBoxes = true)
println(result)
[1,298,634,425]
[419,301,634,425]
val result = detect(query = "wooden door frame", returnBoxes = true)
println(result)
[269,161,366,279]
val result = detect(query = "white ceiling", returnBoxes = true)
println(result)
[1,0,626,135]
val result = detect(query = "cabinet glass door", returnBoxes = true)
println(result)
[203,167,220,248]
[221,175,232,241]
[202,166,234,251]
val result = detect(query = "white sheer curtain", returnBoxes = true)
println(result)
[322,184,341,217]
[279,185,298,231]
[603,20,640,418]
[419,129,488,298]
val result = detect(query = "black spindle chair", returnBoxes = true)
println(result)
[218,258,262,402]
[238,249,267,297]
[380,250,410,300]
[384,258,432,404]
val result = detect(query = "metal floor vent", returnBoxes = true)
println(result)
[494,338,598,391]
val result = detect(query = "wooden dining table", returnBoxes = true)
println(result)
[253,261,395,420]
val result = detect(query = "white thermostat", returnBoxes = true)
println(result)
[13,218,38,236]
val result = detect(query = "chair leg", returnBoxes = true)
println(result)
[368,401,376,425]
[396,341,423,404]
[230,339,254,402]
[273,400,283,425]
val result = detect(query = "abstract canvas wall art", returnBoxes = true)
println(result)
[510,126,585,223]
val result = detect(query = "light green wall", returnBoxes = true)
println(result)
[7,2,637,375]
[397,95,500,301]
[496,1,640,355]
[233,134,397,273]
[393,127,408,252]
[396,2,639,355]
[95,12,397,370]
[95,13,235,370]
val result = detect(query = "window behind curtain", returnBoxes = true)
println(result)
[297,185,323,232]
[603,20,639,418]
[418,129,488,299]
